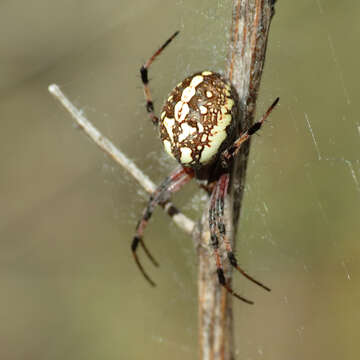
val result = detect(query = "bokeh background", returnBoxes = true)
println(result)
[1,1,359,359]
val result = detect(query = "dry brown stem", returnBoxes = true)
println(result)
[197,1,276,359]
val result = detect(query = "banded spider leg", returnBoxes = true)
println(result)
[208,173,270,304]
[140,31,179,125]
[131,166,194,286]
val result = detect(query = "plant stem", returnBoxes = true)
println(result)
[197,1,276,359]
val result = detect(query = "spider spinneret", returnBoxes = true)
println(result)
[133,31,279,304]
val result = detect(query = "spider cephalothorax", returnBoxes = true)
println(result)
[133,31,278,304]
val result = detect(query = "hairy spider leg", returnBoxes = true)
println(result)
[222,97,280,163]
[209,177,253,304]
[216,173,271,292]
[140,31,180,125]
[132,166,194,287]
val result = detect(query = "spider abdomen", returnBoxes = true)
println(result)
[159,71,236,167]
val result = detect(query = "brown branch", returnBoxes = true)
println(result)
[197,1,276,359]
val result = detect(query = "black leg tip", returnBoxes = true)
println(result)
[131,236,140,252]
[273,97,280,107]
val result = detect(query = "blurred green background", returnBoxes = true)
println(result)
[1,0,359,359]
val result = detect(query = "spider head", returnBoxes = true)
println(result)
[159,71,238,169]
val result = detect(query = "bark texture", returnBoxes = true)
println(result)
[197,1,276,359]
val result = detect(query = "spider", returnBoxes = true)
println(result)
[132,31,279,304]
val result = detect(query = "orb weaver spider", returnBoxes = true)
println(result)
[132,31,279,304]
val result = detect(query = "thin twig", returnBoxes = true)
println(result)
[197,1,277,359]
[48,84,195,235]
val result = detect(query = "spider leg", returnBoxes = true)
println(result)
[221,97,279,165]
[132,166,194,287]
[216,174,271,292]
[209,176,254,304]
[140,31,179,125]
[199,182,215,196]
